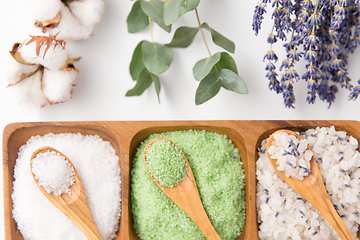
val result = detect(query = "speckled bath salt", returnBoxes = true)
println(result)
[31,150,75,197]
[145,139,187,188]
[257,126,360,240]
[267,131,313,180]
[132,130,246,240]
[12,133,121,240]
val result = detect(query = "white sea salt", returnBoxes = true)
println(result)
[257,126,360,239]
[31,150,75,197]
[12,133,121,240]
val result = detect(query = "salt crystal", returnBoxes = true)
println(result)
[31,150,75,197]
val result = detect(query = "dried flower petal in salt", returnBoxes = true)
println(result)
[31,0,105,41]
[6,35,78,108]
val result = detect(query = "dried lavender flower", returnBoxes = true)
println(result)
[253,0,360,108]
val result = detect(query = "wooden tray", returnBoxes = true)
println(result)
[3,120,360,240]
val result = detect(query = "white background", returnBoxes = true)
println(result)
[1,0,360,238]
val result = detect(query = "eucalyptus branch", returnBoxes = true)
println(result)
[126,0,248,105]
[195,8,211,56]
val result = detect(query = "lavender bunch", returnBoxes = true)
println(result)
[253,0,360,108]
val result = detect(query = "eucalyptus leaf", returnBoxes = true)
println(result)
[141,0,171,33]
[193,52,221,81]
[126,68,153,96]
[219,69,248,94]
[130,41,145,80]
[127,0,149,33]
[153,74,161,102]
[164,0,200,25]
[165,26,199,48]
[200,22,235,53]
[142,41,173,75]
[216,52,238,74]
[195,72,221,105]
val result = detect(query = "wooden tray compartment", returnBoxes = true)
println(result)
[3,123,123,240]
[4,120,360,240]
[254,121,360,239]
[128,124,248,240]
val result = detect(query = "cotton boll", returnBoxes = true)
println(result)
[4,60,39,86]
[40,45,69,70]
[26,0,62,21]
[68,0,105,27]
[42,69,78,103]
[7,33,80,109]
[46,4,97,41]
[9,70,48,108]
[14,40,39,64]
[16,36,48,63]
[17,36,69,70]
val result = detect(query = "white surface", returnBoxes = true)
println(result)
[1,0,360,238]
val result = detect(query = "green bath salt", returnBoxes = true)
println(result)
[131,130,246,240]
[145,139,187,188]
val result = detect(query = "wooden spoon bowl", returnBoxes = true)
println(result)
[30,146,103,240]
[266,130,355,240]
[144,138,221,240]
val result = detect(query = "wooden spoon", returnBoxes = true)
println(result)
[144,138,221,240]
[30,146,103,240]
[266,130,355,240]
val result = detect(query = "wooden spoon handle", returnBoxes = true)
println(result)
[31,147,103,240]
[64,193,103,240]
[144,138,221,239]
[306,181,356,240]
[172,176,221,240]
[43,180,103,240]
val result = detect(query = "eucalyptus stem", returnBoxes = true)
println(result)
[195,8,211,56]
[149,17,154,42]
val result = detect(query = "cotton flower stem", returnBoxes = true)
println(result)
[195,8,211,57]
